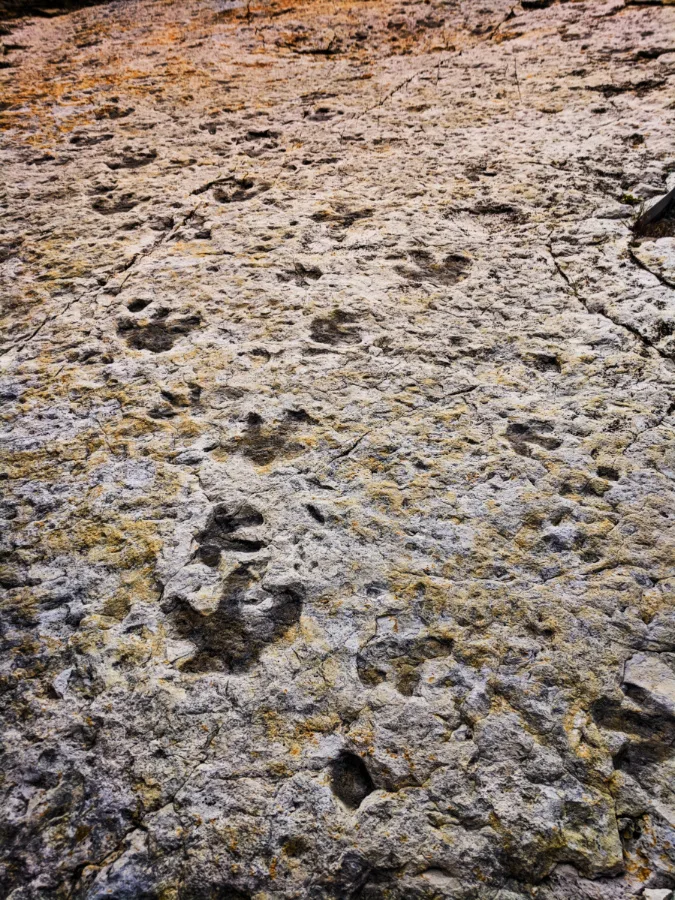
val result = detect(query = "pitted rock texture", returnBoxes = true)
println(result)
[1,0,675,897]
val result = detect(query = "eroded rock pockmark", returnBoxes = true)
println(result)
[92,192,138,214]
[309,310,361,345]
[505,422,562,456]
[278,262,323,286]
[310,206,373,228]
[591,662,675,796]
[394,249,471,285]
[212,176,270,203]
[196,502,266,566]
[357,631,454,696]
[94,103,134,119]
[329,751,375,809]
[117,313,201,352]
[69,131,114,146]
[173,562,304,673]
[105,148,157,170]
[219,410,315,466]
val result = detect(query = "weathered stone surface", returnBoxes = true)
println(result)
[1,0,675,897]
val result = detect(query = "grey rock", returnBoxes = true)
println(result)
[1,0,675,897]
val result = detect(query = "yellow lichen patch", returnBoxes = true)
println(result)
[47,517,161,569]
[102,567,160,619]
[292,713,341,742]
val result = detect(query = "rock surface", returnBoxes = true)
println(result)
[1,0,675,897]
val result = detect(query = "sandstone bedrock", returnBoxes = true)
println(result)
[1,0,675,897]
